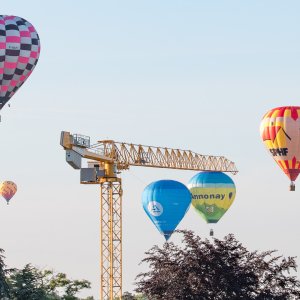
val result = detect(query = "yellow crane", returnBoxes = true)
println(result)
[60,131,238,300]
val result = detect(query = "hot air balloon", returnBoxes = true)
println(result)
[188,172,236,235]
[0,181,17,204]
[0,15,40,113]
[142,180,191,241]
[260,106,300,191]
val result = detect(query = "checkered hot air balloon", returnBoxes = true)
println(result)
[260,106,300,191]
[0,15,40,111]
[0,181,17,204]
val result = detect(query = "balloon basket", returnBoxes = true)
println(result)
[290,182,295,191]
[209,229,214,237]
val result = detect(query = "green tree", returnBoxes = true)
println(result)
[0,248,14,299]
[9,264,57,300]
[118,292,147,300]
[135,230,300,300]
[47,272,91,299]
[134,294,147,300]
[122,292,136,300]
[9,264,92,300]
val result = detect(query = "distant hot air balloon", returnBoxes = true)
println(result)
[0,15,40,112]
[188,172,236,235]
[0,181,17,204]
[260,106,300,191]
[142,180,191,241]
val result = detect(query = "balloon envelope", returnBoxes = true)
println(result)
[260,106,300,188]
[0,181,17,203]
[142,180,191,240]
[188,172,236,223]
[0,15,41,110]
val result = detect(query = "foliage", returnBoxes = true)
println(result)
[8,264,49,299]
[0,248,14,299]
[122,291,147,300]
[122,292,136,300]
[0,248,92,300]
[8,264,92,299]
[135,230,300,300]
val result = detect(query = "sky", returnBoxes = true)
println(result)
[1,1,300,298]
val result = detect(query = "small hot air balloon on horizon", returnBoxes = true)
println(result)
[0,15,40,117]
[188,172,236,236]
[142,180,191,241]
[260,106,300,191]
[0,180,17,204]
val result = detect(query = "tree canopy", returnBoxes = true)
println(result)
[0,248,14,299]
[0,249,93,300]
[135,230,300,300]
[8,264,92,300]
[121,291,147,300]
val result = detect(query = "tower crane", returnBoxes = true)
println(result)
[60,131,238,300]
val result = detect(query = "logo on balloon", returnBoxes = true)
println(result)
[147,201,163,217]
[205,206,214,214]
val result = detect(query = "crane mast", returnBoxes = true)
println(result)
[60,131,238,300]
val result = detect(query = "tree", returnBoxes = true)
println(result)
[46,272,91,299]
[135,230,300,300]
[8,264,92,300]
[121,291,147,300]
[0,248,14,299]
[8,264,49,299]
[121,292,136,300]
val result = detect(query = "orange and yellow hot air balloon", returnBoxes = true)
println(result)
[260,106,300,191]
[0,181,17,204]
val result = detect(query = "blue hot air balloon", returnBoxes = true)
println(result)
[142,180,191,241]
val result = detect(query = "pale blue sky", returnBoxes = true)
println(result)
[1,1,300,298]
